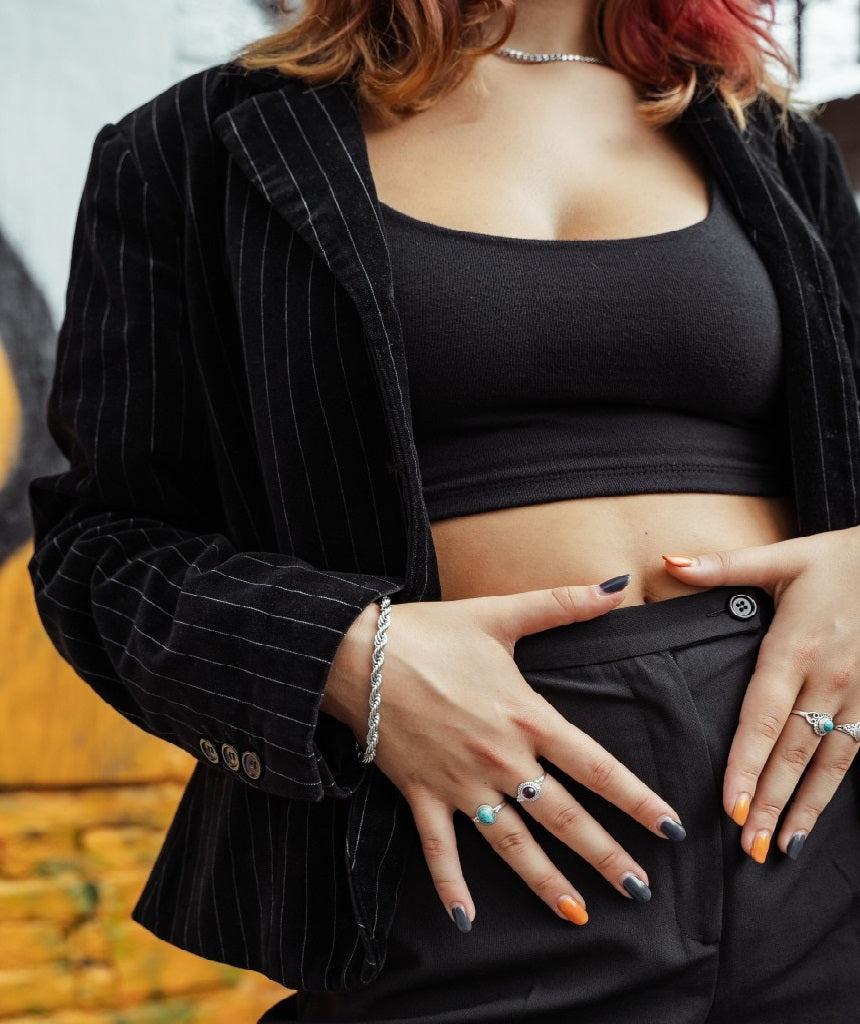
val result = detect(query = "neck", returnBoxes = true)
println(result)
[492,0,601,56]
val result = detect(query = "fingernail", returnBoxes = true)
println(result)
[451,903,472,933]
[786,831,807,861]
[731,793,751,826]
[621,872,652,902]
[657,816,687,841]
[557,895,589,925]
[661,555,698,567]
[750,830,771,864]
[598,574,631,594]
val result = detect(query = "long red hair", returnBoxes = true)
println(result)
[237,0,793,126]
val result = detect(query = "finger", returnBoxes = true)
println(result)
[539,716,685,841]
[513,774,653,902]
[722,625,805,825]
[776,719,860,860]
[478,576,631,646]
[469,796,591,922]
[410,797,475,930]
[660,535,806,591]
[738,711,823,861]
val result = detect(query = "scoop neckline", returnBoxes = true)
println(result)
[379,176,717,247]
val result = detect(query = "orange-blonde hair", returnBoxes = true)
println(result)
[237,0,794,127]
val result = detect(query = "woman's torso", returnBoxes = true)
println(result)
[362,59,799,602]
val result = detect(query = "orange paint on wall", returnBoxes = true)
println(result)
[0,337,22,485]
[0,541,194,785]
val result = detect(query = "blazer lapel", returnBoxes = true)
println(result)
[213,77,441,602]
[680,91,860,534]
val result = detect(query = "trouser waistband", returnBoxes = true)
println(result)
[513,585,774,671]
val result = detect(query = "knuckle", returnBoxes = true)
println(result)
[749,709,784,743]
[495,829,528,855]
[730,762,760,784]
[829,664,854,694]
[550,586,581,616]
[420,834,449,860]
[532,872,561,898]
[593,846,625,875]
[629,792,655,821]
[511,702,552,741]
[790,799,824,823]
[824,755,854,782]
[781,744,812,771]
[551,803,586,834]
[469,740,511,774]
[754,797,785,820]
[430,875,461,891]
[713,550,733,574]
[585,756,617,793]
[791,636,820,672]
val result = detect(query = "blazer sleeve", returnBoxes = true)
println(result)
[28,123,406,802]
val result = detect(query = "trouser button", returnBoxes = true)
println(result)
[727,593,757,620]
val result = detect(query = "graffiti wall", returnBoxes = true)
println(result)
[0,1,285,1018]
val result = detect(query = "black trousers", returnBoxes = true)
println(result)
[268,586,860,1023]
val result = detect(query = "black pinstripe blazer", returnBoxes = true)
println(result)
[28,63,860,992]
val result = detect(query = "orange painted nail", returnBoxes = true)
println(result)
[557,895,589,925]
[731,793,751,826]
[662,555,697,567]
[751,830,771,864]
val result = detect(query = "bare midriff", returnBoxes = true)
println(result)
[429,493,799,604]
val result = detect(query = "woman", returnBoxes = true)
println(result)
[29,0,860,1020]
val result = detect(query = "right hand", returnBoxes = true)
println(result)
[323,580,684,928]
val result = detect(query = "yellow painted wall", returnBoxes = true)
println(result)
[0,340,286,1019]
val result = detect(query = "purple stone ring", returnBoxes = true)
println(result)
[516,773,547,803]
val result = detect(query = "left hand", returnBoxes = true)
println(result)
[661,525,860,863]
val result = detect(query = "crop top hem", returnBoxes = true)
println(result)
[424,463,790,520]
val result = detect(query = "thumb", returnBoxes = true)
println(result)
[493,574,631,642]
[661,540,798,592]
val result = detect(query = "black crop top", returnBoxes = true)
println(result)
[382,178,792,521]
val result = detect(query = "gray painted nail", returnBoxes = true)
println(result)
[599,574,631,594]
[451,904,472,933]
[786,831,807,861]
[621,873,652,902]
[658,818,687,842]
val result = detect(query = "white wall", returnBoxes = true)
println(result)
[0,0,276,325]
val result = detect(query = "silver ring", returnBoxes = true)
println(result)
[516,773,547,803]
[833,721,860,742]
[790,710,835,736]
[472,802,506,825]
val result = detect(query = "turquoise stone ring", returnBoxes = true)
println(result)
[472,802,506,825]
[791,710,835,736]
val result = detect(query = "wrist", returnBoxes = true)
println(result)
[321,600,383,736]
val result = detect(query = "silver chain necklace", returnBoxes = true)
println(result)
[496,46,608,66]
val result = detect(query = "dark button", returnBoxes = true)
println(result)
[221,743,240,771]
[199,738,219,764]
[241,751,263,780]
[727,593,757,620]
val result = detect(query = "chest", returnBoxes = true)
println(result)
[361,68,710,242]
[382,179,784,439]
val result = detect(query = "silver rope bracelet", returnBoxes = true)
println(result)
[361,595,391,764]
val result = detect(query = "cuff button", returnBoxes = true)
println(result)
[221,744,240,771]
[241,751,263,780]
[199,738,219,764]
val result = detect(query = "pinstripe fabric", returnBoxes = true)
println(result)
[28,64,860,991]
